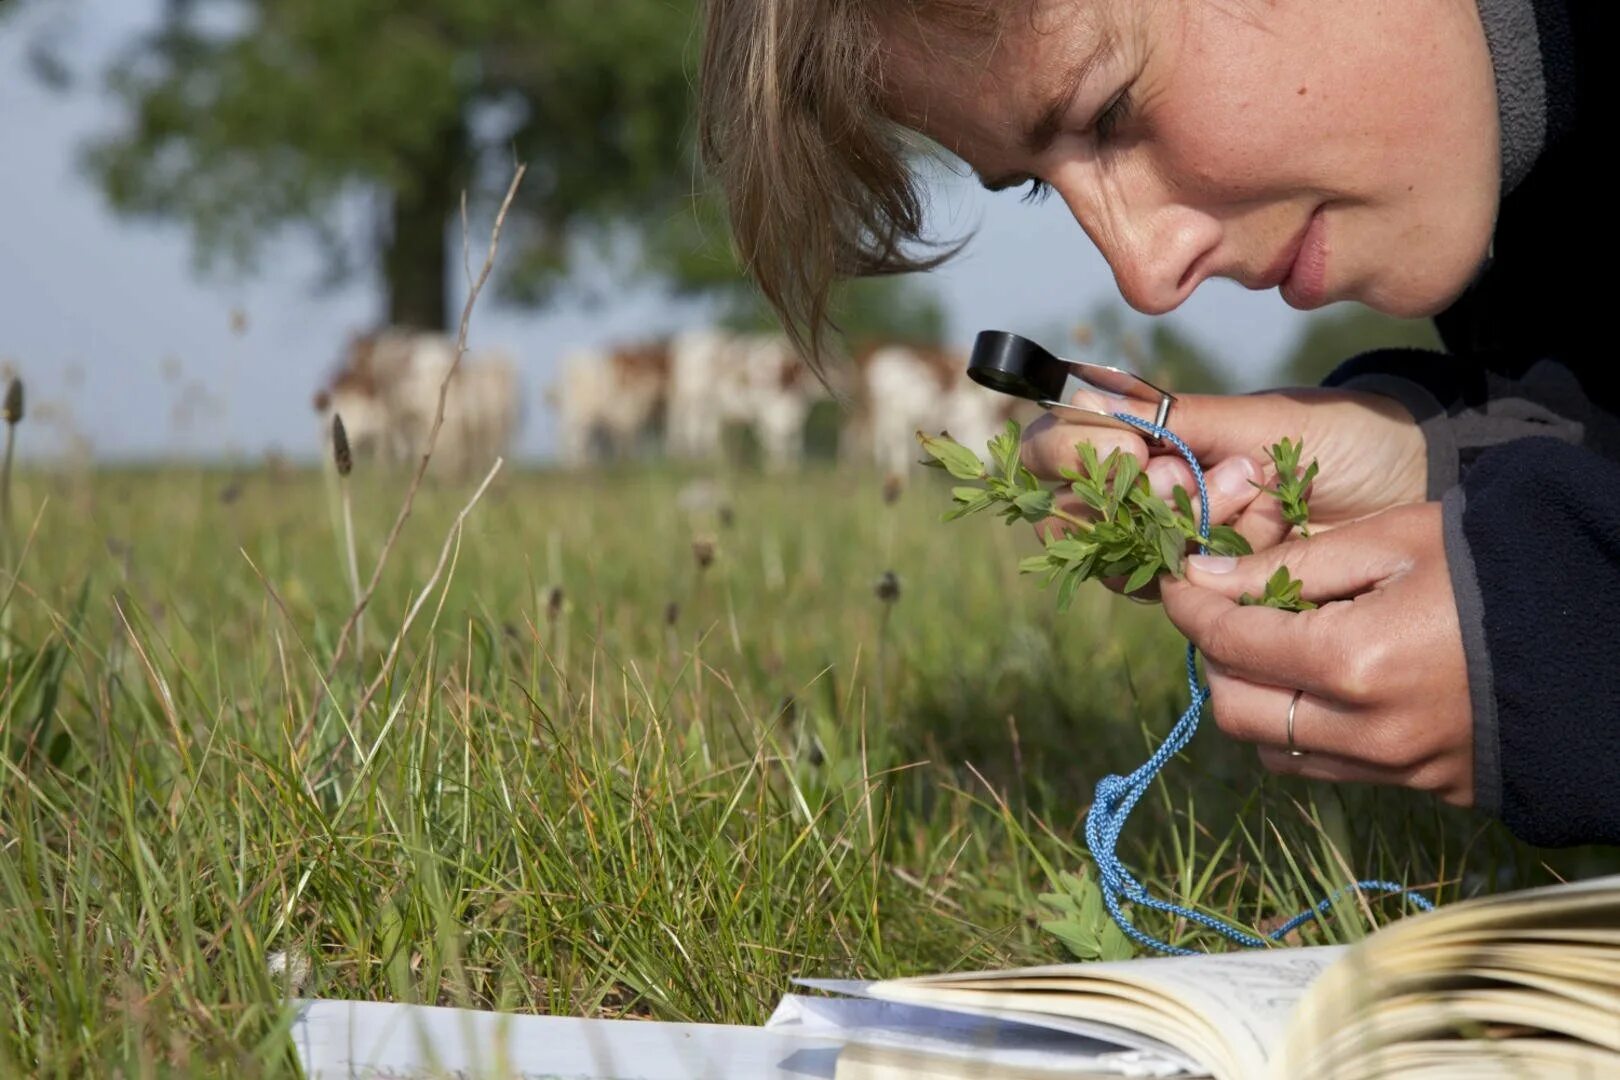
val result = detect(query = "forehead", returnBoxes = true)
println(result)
[877,1,1109,159]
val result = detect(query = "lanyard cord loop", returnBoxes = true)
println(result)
[1084,413,1434,956]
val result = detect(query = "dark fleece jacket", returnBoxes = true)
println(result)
[1323,0,1616,846]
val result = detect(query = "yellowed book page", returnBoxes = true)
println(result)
[1277,874,1620,1078]
[869,947,1345,1080]
[832,1041,1163,1080]
[1290,1037,1613,1080]
[1290,987,1620,1079]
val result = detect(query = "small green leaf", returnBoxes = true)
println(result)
[1013,489,1055,521]
[1205,525,1253,557]
[917,431,987,480]
[1123,561,1158,595]
[1172,485,1194,521]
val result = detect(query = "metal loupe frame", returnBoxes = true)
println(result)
[966,330,1175,444]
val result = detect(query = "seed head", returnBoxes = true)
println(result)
[663,600,680,627]
[331,414,353,476]
[881,473,904,506]
[718,503,735,529]
[692,537,717,572]
[2,377,23,424]
[874,570,901,605]
[546,585,566,621]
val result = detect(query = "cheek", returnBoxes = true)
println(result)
[1143,12,1332,199]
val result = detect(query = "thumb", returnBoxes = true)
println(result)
[1182,520,1405,603]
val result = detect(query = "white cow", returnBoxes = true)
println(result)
[314,329,521,475]
[853,343,1027,473]
[666,329,827,471]
[548,341,669,465]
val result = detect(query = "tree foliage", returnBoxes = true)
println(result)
[86,0,702,328]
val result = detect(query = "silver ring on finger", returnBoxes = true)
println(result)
[1286,689,1308,757]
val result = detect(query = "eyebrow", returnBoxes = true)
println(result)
[979,29,1117,193]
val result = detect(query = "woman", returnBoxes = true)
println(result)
[701,0,1613,847]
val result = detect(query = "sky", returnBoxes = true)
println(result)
[0,0,1318,463]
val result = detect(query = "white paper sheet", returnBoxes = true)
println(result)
[290,998,845,1079]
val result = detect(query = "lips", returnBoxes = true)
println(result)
[1254,219,1311,292]
[1279,207,1329,310]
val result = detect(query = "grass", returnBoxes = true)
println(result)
[1,461,1614,1077]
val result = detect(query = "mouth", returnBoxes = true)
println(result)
[1278,206,1330,310]
[1251,211,1315,292]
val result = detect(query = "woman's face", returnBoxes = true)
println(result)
[881,0,1500,317]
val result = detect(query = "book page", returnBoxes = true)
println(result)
[290,998,846,1079]
[854,946,1346,1080]
[1278,874,1620,1080]
[767,992,1194,1078]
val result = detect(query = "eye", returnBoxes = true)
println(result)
[1020,178,1053,204]
[1093,87,1133,145]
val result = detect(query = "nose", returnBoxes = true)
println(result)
[1049,171,1221,316]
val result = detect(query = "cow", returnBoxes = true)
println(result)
[664,329,830,471]
[314,328,521,475]
[548,340,670,465]
[848,343,1028,475]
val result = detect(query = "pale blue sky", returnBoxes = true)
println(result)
[0,0,1316,462]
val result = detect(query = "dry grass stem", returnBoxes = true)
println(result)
[301,164,527,741]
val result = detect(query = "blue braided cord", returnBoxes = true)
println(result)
[1078,412,1435,957]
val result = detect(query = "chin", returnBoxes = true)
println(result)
[1359,260,1484,320]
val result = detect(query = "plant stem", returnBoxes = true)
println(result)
[340,479,363,657]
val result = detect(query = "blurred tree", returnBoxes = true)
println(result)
[1076,302,1234,395]
[83,0,701,331]
[1275,305,1442,387]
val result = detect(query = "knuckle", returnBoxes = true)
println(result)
[1358,721,1422,769]
[1205,676,1259,743]
[1334,639,1387,703]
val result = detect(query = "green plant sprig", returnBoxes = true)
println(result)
[1238,565,1317,612]
[918,422,1252,610]
[1260,437,1319,537]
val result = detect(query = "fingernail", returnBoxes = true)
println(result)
[1146,462,1174,498]
[1210,456,1260,499]
[1188,554,1237,574]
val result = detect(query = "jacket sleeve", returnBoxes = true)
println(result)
[1442,437,1620,847]
[1321,348,1620,498]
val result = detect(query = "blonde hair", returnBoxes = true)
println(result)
[699,1,1006,366]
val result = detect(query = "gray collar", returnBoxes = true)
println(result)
[1476,0,1547,196]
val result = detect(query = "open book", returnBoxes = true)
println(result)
[779,874,1620,1080]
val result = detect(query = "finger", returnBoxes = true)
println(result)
[1204,663,1366,757]
[1161,580,1344,695]
[1254,746,1415,786]
[1226,484,1292,553]
[1182,519,1411,603]
[1020,409,1146,480]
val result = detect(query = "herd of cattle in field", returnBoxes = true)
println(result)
[312,326,1036,474]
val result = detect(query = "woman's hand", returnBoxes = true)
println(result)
[1159,502,1473,805]
[1020,387,1430,553]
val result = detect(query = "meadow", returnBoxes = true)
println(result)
[1,460,1613,1077]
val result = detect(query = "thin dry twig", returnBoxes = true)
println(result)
[298,164,527,746]
[351,458,503,725]
[306,455,504,789]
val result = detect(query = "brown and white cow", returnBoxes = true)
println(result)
[549,340,671,465]
[848,343,1029,474]
[314,328,521,474]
